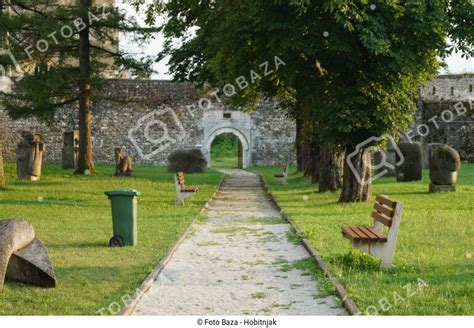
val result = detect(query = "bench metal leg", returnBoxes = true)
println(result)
[175,195,184,205]
[175,192,195,205]
[352,241,395,268]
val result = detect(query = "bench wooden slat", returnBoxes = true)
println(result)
[376,195,396,208]
[371,211,392,227]
[368,228,387,242]
[351,227,371,240]
[342,227,360,241]
[374,203,394,218]
[343,226,388,243]
[177,172,185,185]
[181,187,198,193]
[358,226,379,240]
[358,226,387,242]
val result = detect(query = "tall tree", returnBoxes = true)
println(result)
[148,0,472,201]
[77,0,94,173]
[0,0,155,174]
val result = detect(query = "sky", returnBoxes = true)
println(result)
[119,4,474,80]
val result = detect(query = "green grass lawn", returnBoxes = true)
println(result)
[0,163,222,315]
[211,133,239,168]
[211,156,239,168]
[253,164,474,315]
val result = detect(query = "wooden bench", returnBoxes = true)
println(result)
[174,172,198,205]
[274,164,289,185]
[342,195,403,268]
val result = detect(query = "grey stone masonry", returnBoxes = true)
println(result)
[419,74,473,101]
[0,80,296,167]
[1,74,472,165]
[415,74,473,162]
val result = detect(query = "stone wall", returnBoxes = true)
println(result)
[419,74,473,101]
[251,103,296,166]
[415,74,474,162]
[1,74,472,167]
[0,80,296,167]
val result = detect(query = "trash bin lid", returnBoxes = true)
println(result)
[104,189,140,197]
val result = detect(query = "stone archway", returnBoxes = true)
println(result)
[204,127,251,169]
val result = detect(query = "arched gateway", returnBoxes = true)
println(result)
[201,110,252,168]
[0,81,298,167]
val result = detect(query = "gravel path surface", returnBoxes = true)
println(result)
[132,170,346,315]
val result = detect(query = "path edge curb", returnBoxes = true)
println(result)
[118,174,226,316]
[258,174,362,316]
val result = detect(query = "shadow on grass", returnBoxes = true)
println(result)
[288,176,312,184]
[384,191,429,196]
[47,241,108,249]
[0,198,88,207]
[13,181,65,187]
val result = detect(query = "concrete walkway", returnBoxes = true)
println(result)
[132,170,345,315]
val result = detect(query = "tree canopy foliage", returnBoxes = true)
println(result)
[0,0,156,173]
[0,0,154,122]
[146,0,473,201]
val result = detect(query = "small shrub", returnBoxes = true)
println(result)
[338,249,380,270]
[167,149,207,173]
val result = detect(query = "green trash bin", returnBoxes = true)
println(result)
[104,189,140,247]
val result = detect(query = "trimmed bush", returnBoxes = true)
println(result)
[167,149,207,173]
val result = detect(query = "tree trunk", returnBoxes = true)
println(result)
[339,146,372,202]
[75,0,95,174]
[309,139,320,184]
[319,145,343,192]
[300,140,313,176]
[296,114,305,172]
[301,138,319,181]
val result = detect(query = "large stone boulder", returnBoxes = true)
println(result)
[167,149,207,173]
[429,145,461,192]
[424,143,444,168]
[396,142,423,182]
[16,133,46,181]
[0,219,56,291]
